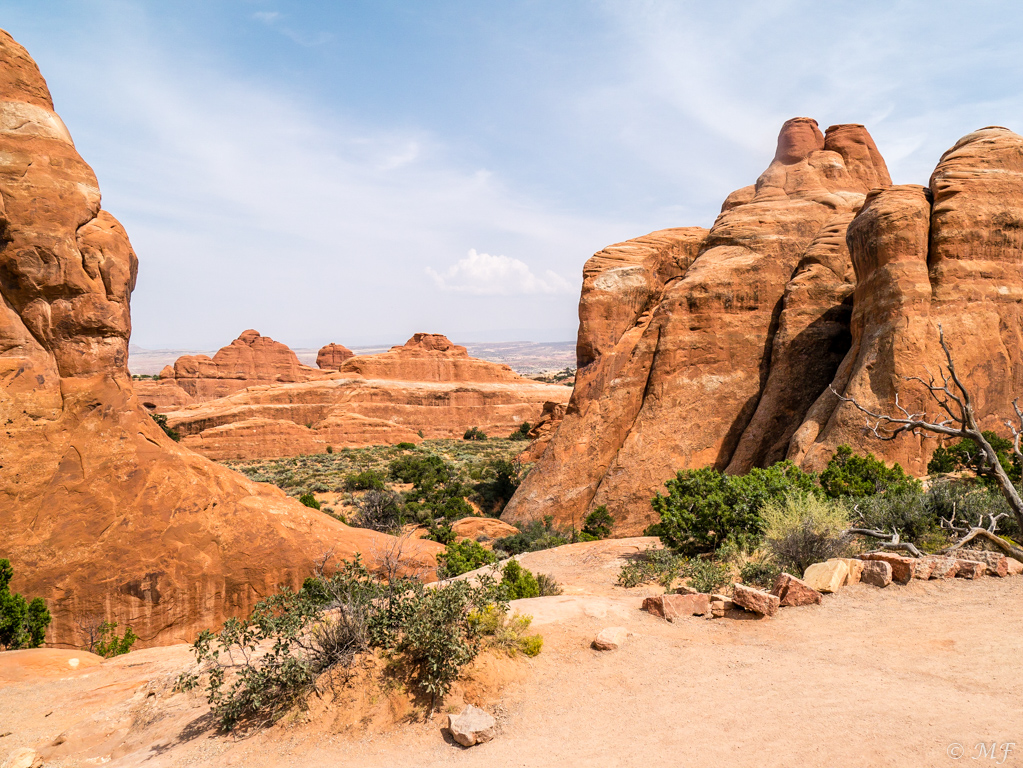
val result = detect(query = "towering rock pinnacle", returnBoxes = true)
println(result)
[503,117,892,534]
[0,29,441,647]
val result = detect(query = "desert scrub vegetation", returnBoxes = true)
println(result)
[176,555,542,730]
[436,539,498,578]
[224,439,531,535]
[639,442,1015,588]
[0,559,50,650]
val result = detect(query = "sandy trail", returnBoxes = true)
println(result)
[2,539,1022,767]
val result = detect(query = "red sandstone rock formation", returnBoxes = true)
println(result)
[162,334,570,460]
[0,30,441,648]
[316,342,354,370]
[504,119,891,534]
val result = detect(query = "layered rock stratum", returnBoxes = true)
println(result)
[160,332,570,460]
[0,30,441,648]
[504,119,1023,535]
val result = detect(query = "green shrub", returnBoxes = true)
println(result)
[820,445,920,498]
[0,559,50,650]
[927,432,1021,484]
[762,492,850,574]
[343,470,387,492]
[396,442,417,450]
[686,559,730,594]
[500,560,539,600]
[298,493,321,510]
[471,605,544,656]
[493,517,570,557]
[352,489,405,532]
[151,413,181,442]
[389,454,453,488]
[463,426,488,441]
[394,577,504,711]
[180,558,515,728]
[653,462,818,556]
[739,560,781,591]
[93,621,138,658]
[424,524,456,545]
[581,506,614,540]
[617,548,688,589]
[472,459,520,515]
[437,540,498,578]
[536,572,563,596]
[508,422,531,441]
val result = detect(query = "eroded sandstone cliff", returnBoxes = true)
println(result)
[0,30,441,648]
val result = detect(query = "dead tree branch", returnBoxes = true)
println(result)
[832,323,1023,546]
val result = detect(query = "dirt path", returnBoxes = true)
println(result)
[3,540,1022,767]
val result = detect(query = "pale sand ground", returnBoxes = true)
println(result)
[2,538,1022,767]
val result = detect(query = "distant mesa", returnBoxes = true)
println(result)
[152,331,570,460]
[316,341,354,370]
[0,29,442,650]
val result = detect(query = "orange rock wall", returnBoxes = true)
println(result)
[0,30,441,649]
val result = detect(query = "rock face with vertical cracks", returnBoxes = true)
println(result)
[504,118,893,534]
[0,29,442,648]
[794,127,1023,474]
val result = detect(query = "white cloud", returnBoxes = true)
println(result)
[426,250,574,295]
[252,11,279,23]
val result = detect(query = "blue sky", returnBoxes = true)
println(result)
[4,1,1023,348]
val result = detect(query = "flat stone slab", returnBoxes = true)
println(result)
[732,583,780,617]
[642,593,710,621]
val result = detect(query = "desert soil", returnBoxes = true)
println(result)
[2,538,1021,767]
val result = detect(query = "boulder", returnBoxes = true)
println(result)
[641,593,710,621]
[860,561,893,588]
[803,560,849,593]
[955,550,1009,577]
[839,558,864,585]
[955,560,988,579]
[446,704,497,747]
[0,29,443,648]
[1007,558,1023,576]
[858,553,916,585]
[450,517,519,544]
[316,342,354,370]
[732,584,780,617]
[2,748,43,768]
[592,627,629,651]
[912,558,936,580]
[770,573,822,606]
[923,556,959,580]
[709,595,734,618]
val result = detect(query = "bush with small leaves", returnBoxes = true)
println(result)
[298,493,321,510]
[499,559,540,600]
[151,413,181,442]
[685,559,730,594]
[343,470,387,492]
[616,548,688,589]
[493,516,570,557]
[463,426,488,441]
[0,559,50,650]
[536,572,563,597]
[351,489,405,532]
[820,445,921,498]
[581,505,614,540]
[762,492,851,574]
[738,560,782,591]
[437,539,498,578]
[93,621,138,658]
[653,462,818,556]
[396,442,417,450]
[508,422,531,441]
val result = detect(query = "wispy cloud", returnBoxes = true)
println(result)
[426,250,574,295]
[251,9,332,47]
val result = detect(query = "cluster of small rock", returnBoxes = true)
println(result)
[632,549,1022,628]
